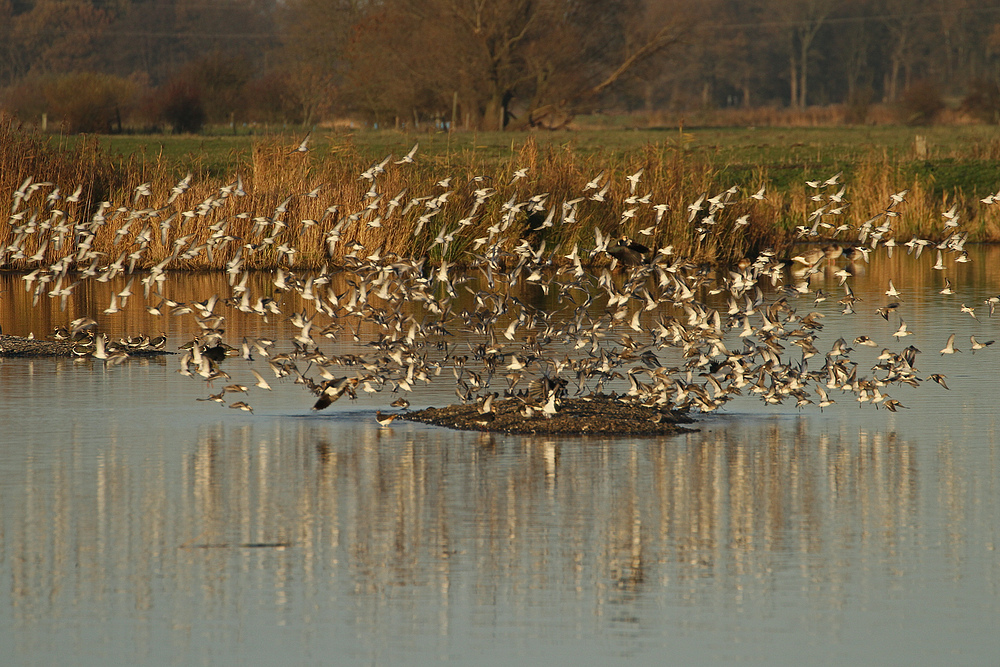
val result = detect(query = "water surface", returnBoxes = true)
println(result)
[1,249,999,666]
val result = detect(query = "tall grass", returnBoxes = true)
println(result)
[3,114,1000,273]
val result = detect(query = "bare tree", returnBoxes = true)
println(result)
[343,0,696,130]
[768,0,836,108]
[7,0,1000,126]
[882,0,923,101]
[277,0,361,125]
[524,15,693,128]
[4,0,111,80]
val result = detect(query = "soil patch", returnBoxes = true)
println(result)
[0,334,174,358]
[401,396,696,436]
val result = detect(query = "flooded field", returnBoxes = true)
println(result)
[1,246,999,665]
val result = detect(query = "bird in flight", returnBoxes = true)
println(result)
[940,333,960,355]
[290,132,311,154]
[395,142,419,164]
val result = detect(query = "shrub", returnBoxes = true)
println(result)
[153,80,207,134]
[2,72,140,133]
[895,80,945,126]
[174,52,251,124]
[844,86,874,125]
[244,72,297,124]
[960,78,1000,124]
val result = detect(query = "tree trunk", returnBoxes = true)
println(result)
[790,51,799,109]
[484,96,503,131]
[888,56,901,101]
[483,89,514,131]
[799,36,810,108]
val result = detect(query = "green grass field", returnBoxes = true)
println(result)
[56,123,1000,196]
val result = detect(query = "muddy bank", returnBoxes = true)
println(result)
[0,334,173,358]
[401,396,696,436]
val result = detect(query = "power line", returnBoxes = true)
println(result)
[705,4,1000,33]
[8,3,1000,41]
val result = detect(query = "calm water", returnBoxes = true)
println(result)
[2,249,999,666]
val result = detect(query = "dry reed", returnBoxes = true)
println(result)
[2,114,998,274]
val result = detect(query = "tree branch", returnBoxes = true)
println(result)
[589,23,685,98]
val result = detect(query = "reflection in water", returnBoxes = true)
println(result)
[4,415,966,658]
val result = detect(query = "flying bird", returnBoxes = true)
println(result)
[290,132,311,154]
[395,142,419,164]
[939,333,960,355]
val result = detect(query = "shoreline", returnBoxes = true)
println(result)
[0,334,174,358]
[401,397,696,436]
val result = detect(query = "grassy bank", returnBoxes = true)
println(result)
[4,117,1000,272]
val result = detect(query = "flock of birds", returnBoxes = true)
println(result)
[3,136,1000,425]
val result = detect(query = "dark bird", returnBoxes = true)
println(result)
[608,237,650,266]
[229,401,254,414]
[876,302,900,321]
[524,210,548,233]
[203,343,236,362]
[312,377,355,410]
[929,374,950,390]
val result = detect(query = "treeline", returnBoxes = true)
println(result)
[3,0,1000,133]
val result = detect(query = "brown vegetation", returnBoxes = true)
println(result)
[4,117,1000,274]
[4,2,1000,131]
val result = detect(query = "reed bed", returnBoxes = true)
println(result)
[3,114,1000,273]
